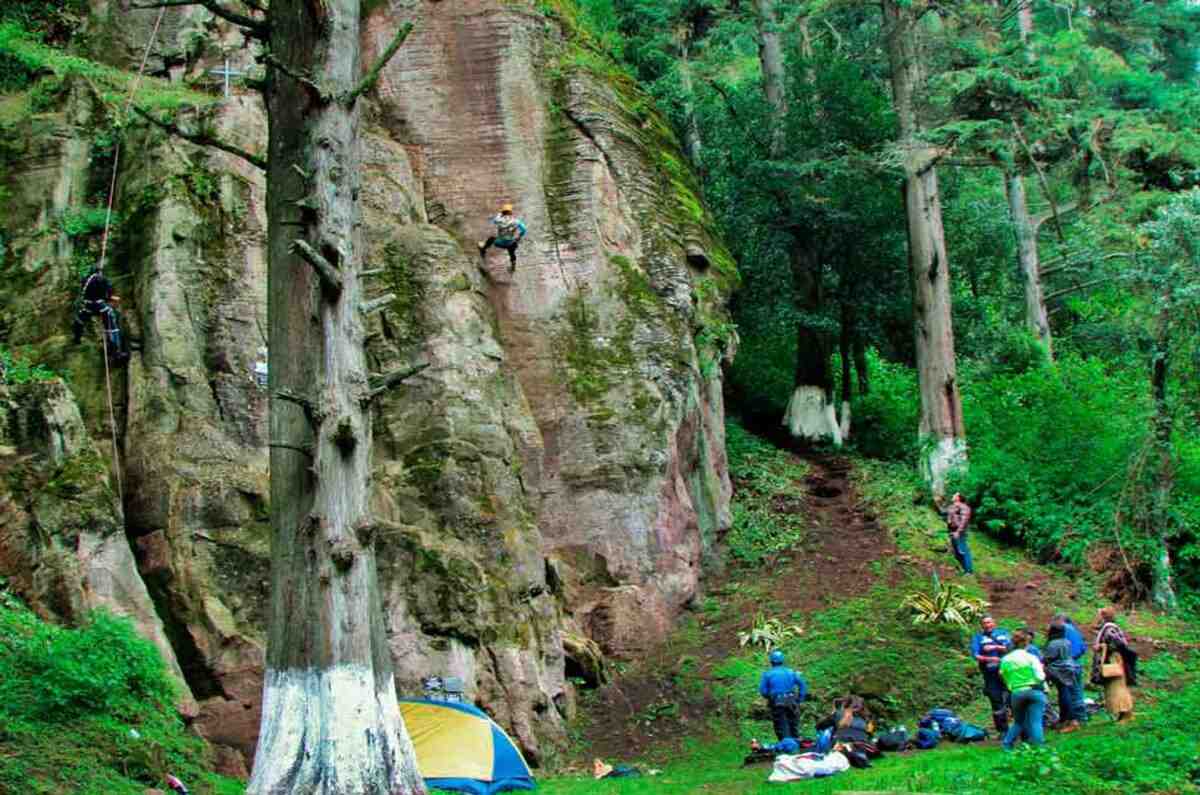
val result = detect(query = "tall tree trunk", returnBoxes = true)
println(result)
[678,37,704,170]
[783,251,842,445]
[838,300,853,440]
[852,330,869,396]
[1005,0,1052,360]
[883,0,966,493]
[248,1,425,792]
[1149,301,1178,612]
[1004,170,1053,358]
[753,0,788,157]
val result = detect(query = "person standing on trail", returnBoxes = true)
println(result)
[945,492,973,574]
[971,615,1013,734]
[1043,620,1085,732]
[758,649,808,742]
[999,629,1047,751]
[478,203,527,273]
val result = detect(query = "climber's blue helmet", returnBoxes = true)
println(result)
[769,650,785,666]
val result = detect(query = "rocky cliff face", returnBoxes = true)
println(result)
[0,0,735,774]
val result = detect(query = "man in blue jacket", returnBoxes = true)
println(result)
[758,650,808,742]
[971,615,1013,733]
[1055,613,1087,661]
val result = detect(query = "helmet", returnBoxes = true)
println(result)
[500,203,514,213]
[768,650,785,665]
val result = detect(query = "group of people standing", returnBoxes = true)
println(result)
[971,607,1137,751]
[751,606,1138,758]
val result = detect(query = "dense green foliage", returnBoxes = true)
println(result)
[0,591,241,794]
[571,0,1200,610]
[548,420,1200,793]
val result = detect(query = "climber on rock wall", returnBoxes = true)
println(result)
[478,203,527,273]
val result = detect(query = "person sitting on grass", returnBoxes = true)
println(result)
[1000,629,1047,751]
[815,695,873,744]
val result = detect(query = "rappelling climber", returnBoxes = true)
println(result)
[72,266,114,344]
[72,269,130,364]
[478,203,527,273]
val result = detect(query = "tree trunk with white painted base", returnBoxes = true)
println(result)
[783,252,841,446]
[884,0,966,493]
[248,1,425,792]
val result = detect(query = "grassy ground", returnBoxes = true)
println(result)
[543,423,1200,794]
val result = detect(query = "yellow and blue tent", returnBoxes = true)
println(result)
[399,699,536,795]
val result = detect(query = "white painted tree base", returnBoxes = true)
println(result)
[247,665,426,795]
[783,386,842,446]
[838,400,851,441]
[923,436,966,497]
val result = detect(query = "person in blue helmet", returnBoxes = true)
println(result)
[758,649,808,742]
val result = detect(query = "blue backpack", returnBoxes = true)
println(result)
[914,727,940,749]
[815,728,834,754]
[955,724,987,743]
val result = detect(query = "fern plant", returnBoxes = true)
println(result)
[738,613,804,650]
[902,572,989,627]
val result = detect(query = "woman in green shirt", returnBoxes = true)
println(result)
[999,629,1047,750]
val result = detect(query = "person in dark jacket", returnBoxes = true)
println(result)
[72,267,114,344]
[971,615,1012,732]
[758,649,808,741]
[1044,621,1085,731]
[815,696,872,744]
[1054,613,1088,661]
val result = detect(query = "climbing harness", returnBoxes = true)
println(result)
[91,4,168,504]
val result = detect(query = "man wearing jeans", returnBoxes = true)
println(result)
[1000,629,1047,750]
[945,492,974,574]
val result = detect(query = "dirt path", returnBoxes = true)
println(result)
[573,451,894,765]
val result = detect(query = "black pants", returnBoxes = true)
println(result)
[770,703,799,742]
[481,237,519,268]
[73,301,127,360]
[983,669,1010,732]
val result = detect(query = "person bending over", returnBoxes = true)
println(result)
[758,650,808,742]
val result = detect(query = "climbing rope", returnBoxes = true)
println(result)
[93,5,167,505]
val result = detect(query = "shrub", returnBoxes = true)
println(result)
[903,572,990,627]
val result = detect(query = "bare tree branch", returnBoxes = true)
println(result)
[342,23,414,106]
[359,294,396,316]
[368,363,430,400]
[130,0,268,38]
[1012,121,1065,242]
[292,240,344,296]
[132,105,267,170]
[263,52,331,103]
[1046,277,1116,302]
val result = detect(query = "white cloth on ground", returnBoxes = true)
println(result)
[767,751,850,783]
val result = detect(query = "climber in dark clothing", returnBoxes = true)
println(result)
[71,269,130,363]
[758,650,808,742]
[72,267,114,344]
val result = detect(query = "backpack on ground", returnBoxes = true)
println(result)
[875,728,908,751]
[914,727,940,749]
[955,724,987,743]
